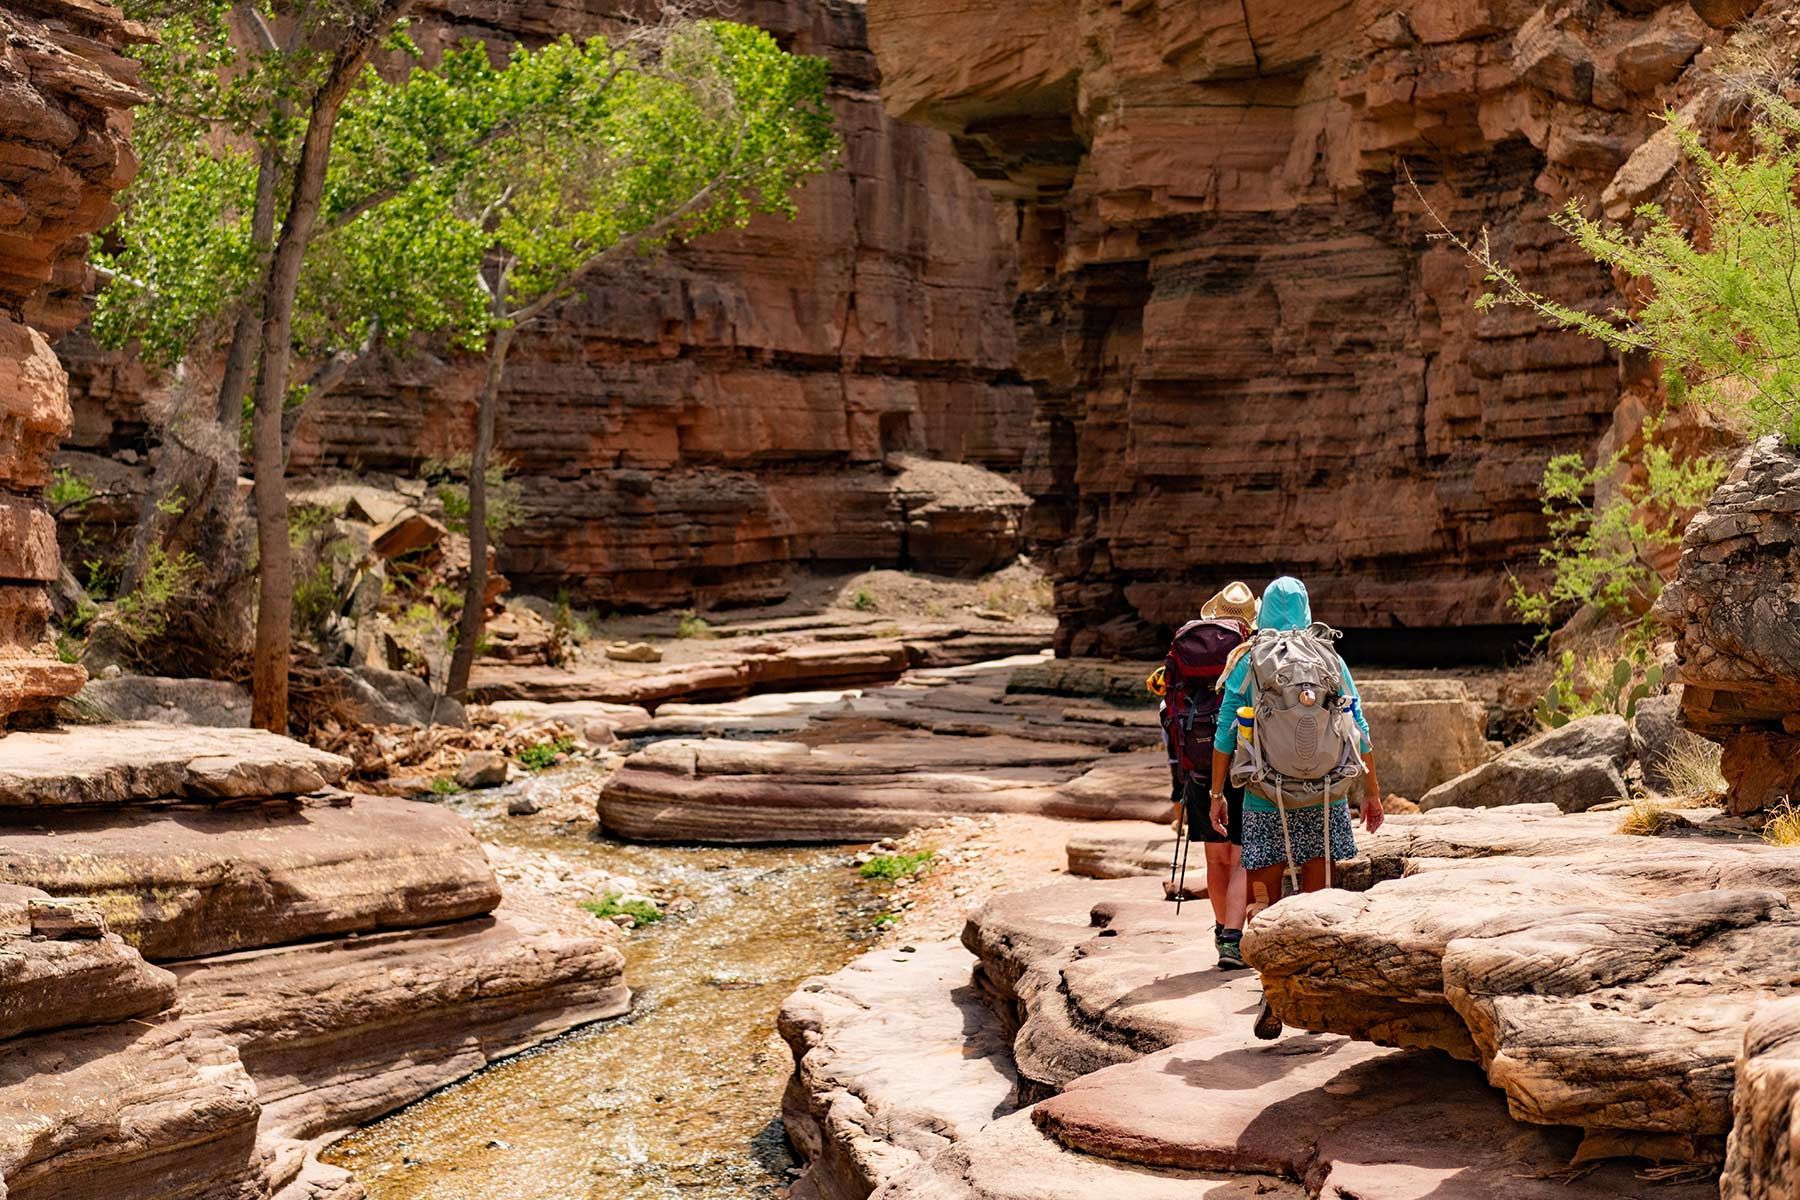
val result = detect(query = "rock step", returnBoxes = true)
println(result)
[780,942,1018,1200]
[1727,996,1800,1200]
[0,723,349,807]
[0,883,174,1041]
[598,736,1167,844]
[0,795,502,959]
[170,896,630,1156]
[0,1020,265,1200]
[1032,1039,1714,1200]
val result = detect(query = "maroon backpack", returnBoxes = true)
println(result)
[1161,617,1248,782]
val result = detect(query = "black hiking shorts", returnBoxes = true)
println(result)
[1185,777,1243,846]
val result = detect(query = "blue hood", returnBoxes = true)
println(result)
[1257,576,1312,632]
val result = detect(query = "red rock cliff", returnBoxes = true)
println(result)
[865,0,1731,657]
[285,0,1035,611]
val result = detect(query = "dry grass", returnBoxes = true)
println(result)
[1763,798,1800,847]
[1618,794,1680,837]
[1656,733,1726,801]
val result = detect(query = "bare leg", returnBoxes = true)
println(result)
[1246,863,1287,913]
[1298,856,1333,894]
[1204,841,1235,926]
[1221,843,1247,929]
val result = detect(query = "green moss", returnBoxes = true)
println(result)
[581,894,663,924]
[858,850,934,881]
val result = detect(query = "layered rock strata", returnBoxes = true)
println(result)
[0,725,628,1199]
[64,0,1036,613]
[864,0,1730,656]
[1657,436,1800,813]
[0,0,144,724]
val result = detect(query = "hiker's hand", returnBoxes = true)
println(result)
[1210,792,1229,837]
[1363,792,1384,835]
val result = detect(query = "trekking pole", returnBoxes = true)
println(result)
[1167,786,1186,890]
[1174,804,1193,915]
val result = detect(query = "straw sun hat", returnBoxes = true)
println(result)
[1200,580,1258,627]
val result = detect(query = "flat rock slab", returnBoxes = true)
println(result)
[780,941,1018,1200]
[1034,1037,1714,1200]
[0,795,502,959]
[872,1110,1306,1200]
[598,733,1154,843]
[0,882,175,1040]
[0,1019,265,1200]
[172,896,630,1145]
[0,722,350,806]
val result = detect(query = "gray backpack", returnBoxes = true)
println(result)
[1228,622,1364,808]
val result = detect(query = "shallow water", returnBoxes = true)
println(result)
[322,770,876,1199]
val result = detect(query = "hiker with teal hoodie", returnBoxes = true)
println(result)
[1207,576,1384,1040]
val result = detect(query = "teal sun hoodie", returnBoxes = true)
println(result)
[1212,576,1372,813]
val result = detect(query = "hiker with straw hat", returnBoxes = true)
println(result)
[1155,581,1257,969]
[1208,576,1384,1039]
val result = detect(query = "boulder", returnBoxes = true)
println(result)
[605,641,663,663]
[456,749,509,789]
[780,942,1018,1200]
[1657,436,1800,812]
[73,675,252,728]
[0,722,350,806]
[1246,838,1800,1159]
[1630,691,1689,792]
[1418,715,1631,813]
[1355,678,1495,800]
[0,797,502,959]
[322,665,467,729]
[370,508,446,559]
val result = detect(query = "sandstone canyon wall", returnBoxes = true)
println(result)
[865,0,1734,658]
[64,0,1040,615]
[0,0,141,723]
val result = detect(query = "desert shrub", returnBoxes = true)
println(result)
[1618,794,1679,836]
[1657,733,1727,800]
[1763,798,1800,847]
[423,456,523,543]
[676,610,712,639]
[111,544,200,646]
[850,587,876,611]
[46,467,95,513]
[1535,647,1663,727]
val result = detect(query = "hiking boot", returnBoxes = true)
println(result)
[1253,998,1283,1040]
[1217,937,1247,970]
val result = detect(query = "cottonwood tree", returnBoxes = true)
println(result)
[98,0,496,725]
[339,23,836,697]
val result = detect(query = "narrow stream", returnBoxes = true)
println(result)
[322,768,876,1199]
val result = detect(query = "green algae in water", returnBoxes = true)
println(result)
[323,779,873,1200]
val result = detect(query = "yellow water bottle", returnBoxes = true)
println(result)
[1237,706,1255,744]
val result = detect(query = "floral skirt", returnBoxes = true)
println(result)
[1240,799,1356,873]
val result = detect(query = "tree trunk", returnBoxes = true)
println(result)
[249,2,413,732]
[216,138,282,428]
[447,323,514,698]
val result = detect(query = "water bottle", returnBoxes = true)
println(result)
[1237,706,1255,744]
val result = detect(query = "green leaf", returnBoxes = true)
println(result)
[1612,658,1633,689]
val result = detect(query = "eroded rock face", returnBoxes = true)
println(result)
[0,0,143,726]
[1727,996,1800,1200]
[865,0,1726,655]
[1658,436,1800,813]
